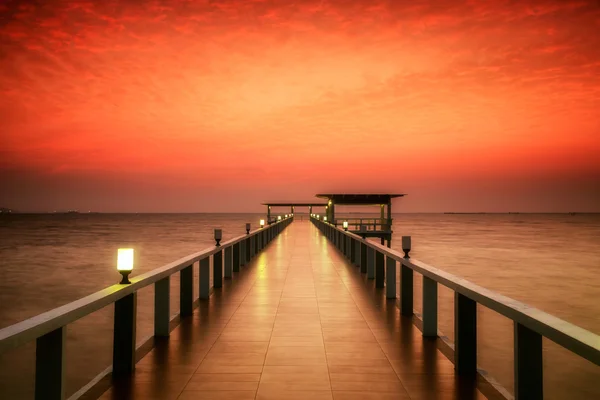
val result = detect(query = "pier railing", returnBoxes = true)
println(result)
[0,217,293,400]
[332,218,393,232]
[311,216,600,400]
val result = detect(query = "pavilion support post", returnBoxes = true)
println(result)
[514,322,543,400]
[387,201,392,248]
[331,203,335,224]
[35,327,65,400]
[455,292,477,375]
[386,257,396,298]
[199,257,210,299]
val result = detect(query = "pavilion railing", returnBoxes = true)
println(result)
[311,216,600,400]
[331,218,393,232]
[0,217,293,400]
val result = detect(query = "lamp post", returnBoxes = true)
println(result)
[117,248,134,284]
[278,215,282,221]
[260,219,265,228]
[343,221,348,231]
[246,223,251,234]
[214,229,222,246]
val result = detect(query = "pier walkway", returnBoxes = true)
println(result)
[98,221,489,400]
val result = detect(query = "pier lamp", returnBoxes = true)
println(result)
[317,214,320,220]
[278,216,282,221]
[343,221,348,231]
[214,229,222,246]
[402,236,411,258]
[117,248,134,284]
[246,223,251,234]
[323,216,327,222]
[260,219,265,228]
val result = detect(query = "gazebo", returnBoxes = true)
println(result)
[261,202,328,224]
[315,193,406,247]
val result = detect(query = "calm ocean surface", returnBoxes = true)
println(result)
[0,213,599,399]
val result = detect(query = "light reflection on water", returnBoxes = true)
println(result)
[0,213,599,399]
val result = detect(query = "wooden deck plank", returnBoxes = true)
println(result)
[98,221,494,400]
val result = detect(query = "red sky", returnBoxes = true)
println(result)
[1,0,599,212]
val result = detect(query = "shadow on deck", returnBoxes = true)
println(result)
[90,221,502,400]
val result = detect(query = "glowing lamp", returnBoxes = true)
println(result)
[214,229,222,246]
[117,248,134,284]
[260,219,265,228]
[343,221,348,231]
[278,215,282,221]
[324,216,327,222]
[246,223,251,234]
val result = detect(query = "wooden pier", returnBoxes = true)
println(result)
[1,215,599,400]
[98,220,486,400]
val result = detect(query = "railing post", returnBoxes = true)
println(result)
[360,242,367,273]
[355,239,361,268]
[199,257,210,299]
[386,256,396,298]
[367,246,375,279]
[514,322,543,400]
[245,237,251,263]
[350,239,355,264]
[257,231,262,251]
[455,292,477,375]
[154,277,170,337]
[375,251,385,288]
[35,327,65,400]
[240,239,246,266]
[180,264,193,316]
[213,250,223,288]
[422,276,438,337]
[233,243,240,272]
[113,292,137,375]
[224,246,232,279]
[400,264,413,315]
